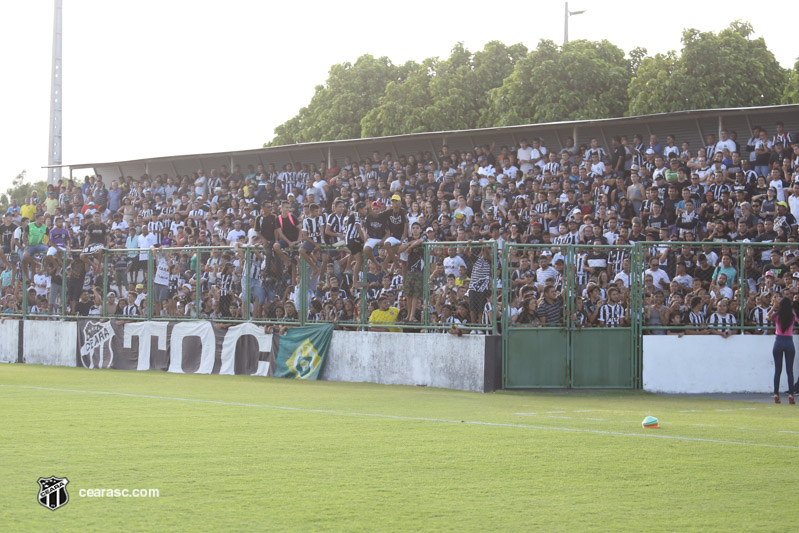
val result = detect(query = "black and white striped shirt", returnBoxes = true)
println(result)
[599,303,625,327]
[278,172,297,195]
[632,143,646,167]
[302,215,326,244]
[218,273,234,296]
[688,310,706,328]
[469,257,492,292]
[122,304,139,316]
[345,213,363,244]
[750,306,769,332]
[147,220,164,234]
[326,213,346,241]
[708,312,736,332]
[543,161,561,175]
[607,249,628,275]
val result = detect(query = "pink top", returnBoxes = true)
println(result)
[774,314,798,336]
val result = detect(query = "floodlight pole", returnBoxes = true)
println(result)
[564,2,586,45]
[48,0,63,186]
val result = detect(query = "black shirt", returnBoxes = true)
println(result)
[364,214,387,239]
[384,208,407,240]
[0,222,18,250]
[86,223,108,244]
[255,214,277,242]
[277,214,299,242]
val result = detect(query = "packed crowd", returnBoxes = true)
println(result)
[1,120,798,334]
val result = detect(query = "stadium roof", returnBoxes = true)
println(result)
[47,104,799,181]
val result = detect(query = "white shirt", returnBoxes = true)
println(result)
[111,220,129,232]
[194,175,208,197]
[789,193,799,218]
[477,164,496,178]
[154,256,170,286]
[532,147,548,169]
[613,271,630,288]
[517,146,534,174]
[443,255,466,277]
[769,178,785,202]
[644,267,670,290]
[138,232,158,260]
[227,228,246,245]
[715,139,736,155]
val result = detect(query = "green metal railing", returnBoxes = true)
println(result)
[2,241,795,340]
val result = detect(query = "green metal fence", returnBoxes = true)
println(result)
[3,239,797,390]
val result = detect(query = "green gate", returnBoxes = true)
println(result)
[501,243,642,389]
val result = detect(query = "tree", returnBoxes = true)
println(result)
[360,42,527,137]
[784,58,799,104]
[481,39,631,127]
[267,55,404,146]
[628,21,787,115]
[1,171,47,211]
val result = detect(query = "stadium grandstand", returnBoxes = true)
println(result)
[1,103,798,340]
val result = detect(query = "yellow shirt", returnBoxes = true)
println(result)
[369,306,400,332]
[20,203,36,221]
[44,198,59,215]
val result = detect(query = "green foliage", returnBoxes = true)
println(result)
[268,54,404,146]
[784,58,799,104]
[628,21,787,115]
[265,21,789,143]
[360,42,527,137]
[481,39,631,127]
[1,170,47,211]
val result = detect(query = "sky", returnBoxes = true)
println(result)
[1,0,797,193]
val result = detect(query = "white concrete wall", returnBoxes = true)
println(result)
[322,331,486,392]
[23,320,76,367]
[643,335,799,393]
[0,319,19,363]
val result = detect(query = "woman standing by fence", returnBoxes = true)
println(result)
[766,296,797,404]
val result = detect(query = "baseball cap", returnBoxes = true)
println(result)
[765,270,775,277]
[391,194,401,201]
[630,164,640,171]
[136,283,145,290]
[777,201,788,208]
[370,200,381,208]
[793,272,799,280]
[107,292,117,298]
[426,227,434,232]
[645,148,655,155]
[454,212,465,219]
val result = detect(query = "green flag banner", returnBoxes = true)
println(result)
[274,324,334,379]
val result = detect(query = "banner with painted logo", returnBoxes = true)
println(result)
[76,319,275,377]
[273,324,333,379]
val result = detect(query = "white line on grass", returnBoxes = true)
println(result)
[2,384,798,450]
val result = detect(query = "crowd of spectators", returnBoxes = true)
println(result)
[1,120,798,335]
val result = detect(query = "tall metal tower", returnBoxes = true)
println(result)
[48,0,63,185]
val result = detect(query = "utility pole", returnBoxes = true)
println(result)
[48,0,63,185]
[564,2,586,45]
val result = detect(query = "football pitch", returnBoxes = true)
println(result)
[1,365,797,531]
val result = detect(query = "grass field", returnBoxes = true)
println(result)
[1,365,797,532]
